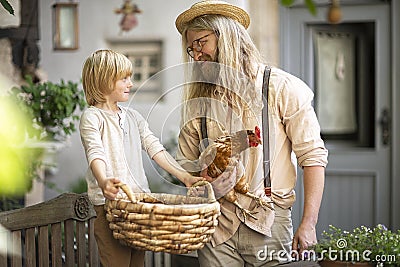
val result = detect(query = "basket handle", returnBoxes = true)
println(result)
[188,181,217,203]
[115,183,137,203]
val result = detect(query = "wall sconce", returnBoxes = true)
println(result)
[52,2,79,50]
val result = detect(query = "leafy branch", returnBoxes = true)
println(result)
[280,0,317,16]
[1,0,14,15]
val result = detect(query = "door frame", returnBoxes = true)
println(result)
[391,1,400,229]
[279,0,399,230]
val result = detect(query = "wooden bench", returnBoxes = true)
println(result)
[0,192,100,267]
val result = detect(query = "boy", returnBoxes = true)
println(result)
[79,49,203,267]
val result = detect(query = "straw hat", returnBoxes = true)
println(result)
[175,0,250,34]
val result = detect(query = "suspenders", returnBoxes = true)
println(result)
[200,65,272,196]
[262,66,272,196]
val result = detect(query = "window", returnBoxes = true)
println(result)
[313,23,375,148]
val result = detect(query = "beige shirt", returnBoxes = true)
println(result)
[79,106,165,205]
[176,65,328,246]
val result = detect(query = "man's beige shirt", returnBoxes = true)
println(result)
[176,65,328,246]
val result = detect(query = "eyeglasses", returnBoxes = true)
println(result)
[186,32,214,59]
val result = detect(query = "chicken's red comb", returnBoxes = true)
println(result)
[255,126,261,138]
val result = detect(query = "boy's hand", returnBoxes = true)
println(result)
[98,177,121,200]
[180,173,205,187]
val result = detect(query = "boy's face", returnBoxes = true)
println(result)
[108,76,133,103]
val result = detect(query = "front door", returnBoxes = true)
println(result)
[280,1,392,233]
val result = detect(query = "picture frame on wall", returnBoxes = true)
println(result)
[52,3,79,50]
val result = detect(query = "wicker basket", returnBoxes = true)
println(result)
[105,181,220,254]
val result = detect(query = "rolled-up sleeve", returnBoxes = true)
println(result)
[176,119,202,174]
[277,74,328,167]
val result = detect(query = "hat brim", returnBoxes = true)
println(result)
[175,1,250,34]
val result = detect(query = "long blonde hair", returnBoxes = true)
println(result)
[180,15,264,121]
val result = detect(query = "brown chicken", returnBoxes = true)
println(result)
[199,126,272,220]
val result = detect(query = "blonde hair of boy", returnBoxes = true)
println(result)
[82,49,133,106]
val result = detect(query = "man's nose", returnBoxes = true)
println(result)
[193,50,203,61]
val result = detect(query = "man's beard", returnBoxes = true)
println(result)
[192,54,220,85]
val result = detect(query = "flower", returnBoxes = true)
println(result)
[314,224,400,265]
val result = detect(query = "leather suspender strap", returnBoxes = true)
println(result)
[201,116,209,149]
[262,66,272,196]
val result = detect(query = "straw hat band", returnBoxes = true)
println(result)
[175,1,250,34]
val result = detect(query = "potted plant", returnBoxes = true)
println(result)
[313,224,400,266]
[8,75,87,142]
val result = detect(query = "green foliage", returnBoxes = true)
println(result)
[0,0,14,15]
[304,0,317,16]
[0,91,45,201]
[280,0,295,6]
[69,178,88,194]
[0,196,24,212]
[280,0,317,16]
[314,224,400,265]
[0,147,43,211]
[2,76,86,210]
[9,76,87,141]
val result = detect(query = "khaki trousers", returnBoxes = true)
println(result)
[198,206,293,267]
[94,205,145,267]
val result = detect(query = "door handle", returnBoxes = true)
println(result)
[379,108,390,146]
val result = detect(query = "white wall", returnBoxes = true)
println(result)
[38,0,246,199]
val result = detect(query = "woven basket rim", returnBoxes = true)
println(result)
[115,180,217,204]
[114,192,215,205]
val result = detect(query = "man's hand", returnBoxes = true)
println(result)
[292,221,317,259]
[202,166,237,200]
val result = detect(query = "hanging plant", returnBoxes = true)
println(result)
[0,0,14,15]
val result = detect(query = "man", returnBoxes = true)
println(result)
[175,1,328,266]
